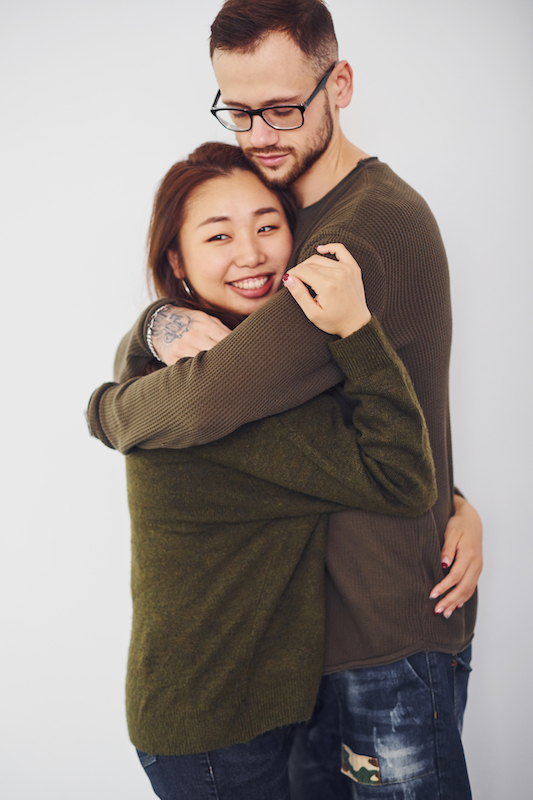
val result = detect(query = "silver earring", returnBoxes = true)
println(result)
[182,278,192,297]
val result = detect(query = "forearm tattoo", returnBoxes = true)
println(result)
[153,307,191,345]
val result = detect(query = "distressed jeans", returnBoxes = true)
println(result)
[136,723,295,800]
[289,646,472,800]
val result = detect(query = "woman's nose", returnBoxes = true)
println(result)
[234,238,266,269]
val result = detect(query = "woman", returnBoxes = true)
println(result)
[88,142,437,799]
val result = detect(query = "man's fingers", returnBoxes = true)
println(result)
[193,313,231,339]
[152,306,231,363]
[205,316,232,335]
[208,326,231,344]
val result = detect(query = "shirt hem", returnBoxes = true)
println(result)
[323,634,475,674]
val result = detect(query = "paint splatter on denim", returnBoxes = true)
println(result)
[289,647,472,799]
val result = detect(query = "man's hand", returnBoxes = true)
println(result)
[150,305,231,363]
[429,494,483,618]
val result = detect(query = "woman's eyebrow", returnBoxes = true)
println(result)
[254,207,281,217]
[197,208,280,228]
[198,215,229,227]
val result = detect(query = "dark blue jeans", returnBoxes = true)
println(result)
[288,647,472,799]
[136,724,295,799]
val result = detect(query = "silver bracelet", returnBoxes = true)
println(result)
[146,304,172,362]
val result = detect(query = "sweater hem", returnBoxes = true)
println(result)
[128,704,314,757]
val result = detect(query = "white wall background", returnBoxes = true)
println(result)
[1,1,531,797]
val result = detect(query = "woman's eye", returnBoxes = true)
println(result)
[207,233,228,242]
[258,225,278,233]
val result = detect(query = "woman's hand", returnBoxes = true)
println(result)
[282,243,371,338]
[429,494,483,618]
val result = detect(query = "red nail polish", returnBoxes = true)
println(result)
[282,273,289,282]
[442,562,449,570]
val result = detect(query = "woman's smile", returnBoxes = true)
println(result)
[227,272,277,297]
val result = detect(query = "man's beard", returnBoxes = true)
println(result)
[242,101,334,189]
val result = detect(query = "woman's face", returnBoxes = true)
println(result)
[173,171,293,317]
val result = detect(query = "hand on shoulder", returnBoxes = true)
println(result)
[282,243,371,338]
[149,305,231,363]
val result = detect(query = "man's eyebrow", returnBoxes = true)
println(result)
[197,207,281,228]
[223,94,301,108]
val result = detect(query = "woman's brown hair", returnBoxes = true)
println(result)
[147,141,297,330]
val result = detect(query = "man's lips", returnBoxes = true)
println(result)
[227,273,277,298]
[245,149,292,169]
[255,152,289,167]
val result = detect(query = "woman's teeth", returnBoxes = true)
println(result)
[230,275,269,290]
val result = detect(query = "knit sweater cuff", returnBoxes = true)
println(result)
[328,316,401,384]
[141,298,178,350]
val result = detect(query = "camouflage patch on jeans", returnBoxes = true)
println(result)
[341,742,381,785]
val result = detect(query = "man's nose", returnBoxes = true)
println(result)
[248,115,280,149]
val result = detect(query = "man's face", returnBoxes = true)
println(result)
[212,33,335,189]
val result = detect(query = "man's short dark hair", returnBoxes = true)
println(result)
[210,0,338,77]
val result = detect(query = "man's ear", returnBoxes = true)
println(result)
[332,60,354,109]
[167,249,182,279]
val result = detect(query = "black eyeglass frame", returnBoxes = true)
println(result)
[210,62,338,132]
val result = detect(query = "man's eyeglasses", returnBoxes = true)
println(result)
[210,62,338,133]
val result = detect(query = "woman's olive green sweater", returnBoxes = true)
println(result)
[115,318,436,755]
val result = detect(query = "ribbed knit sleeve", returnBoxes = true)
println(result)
[87,288,343,453]
[113,299,169,383]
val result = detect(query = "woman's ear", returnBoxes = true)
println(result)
[167,249,182,279]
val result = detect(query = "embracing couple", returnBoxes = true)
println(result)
[88,1,482,798]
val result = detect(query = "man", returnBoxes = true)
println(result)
[88,1,482,797]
